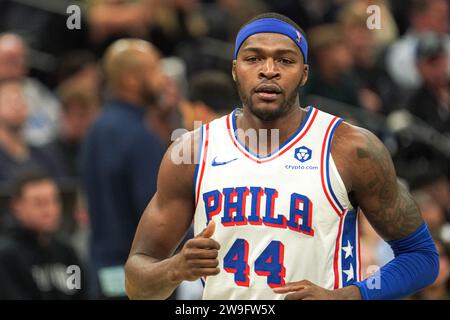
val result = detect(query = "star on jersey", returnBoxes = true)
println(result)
[343,264,355,282]
[342,240,353,259]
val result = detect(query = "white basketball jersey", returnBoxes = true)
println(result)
[193,106,361,300]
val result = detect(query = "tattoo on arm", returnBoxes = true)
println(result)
[354,129,423,240]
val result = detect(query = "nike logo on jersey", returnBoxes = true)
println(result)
[211,156,238,166]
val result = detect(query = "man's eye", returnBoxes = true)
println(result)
[279,58,293,64]
[246,57,260,62]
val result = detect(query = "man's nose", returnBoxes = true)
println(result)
[259,58,280,80]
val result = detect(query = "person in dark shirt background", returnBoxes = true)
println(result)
[80,38,165,298]
[0,79,66,186]
[302,24,360,108]
[179,70,239,131]
[406,33,450,136]
[53,84,100,180]
[0,170,86,299]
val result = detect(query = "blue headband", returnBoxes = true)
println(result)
[234,18,308,63]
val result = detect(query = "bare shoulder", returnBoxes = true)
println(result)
[331,121,394,193]
[332,121,423,240]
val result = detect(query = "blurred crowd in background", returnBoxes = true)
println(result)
[0,0,448,300]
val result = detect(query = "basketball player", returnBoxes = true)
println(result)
[124,13,439,300]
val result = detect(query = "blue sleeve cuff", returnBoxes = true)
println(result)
[354,223,439,300]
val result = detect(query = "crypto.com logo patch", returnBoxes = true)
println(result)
[294,146,312,163]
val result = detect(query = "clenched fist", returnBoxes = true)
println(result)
[171,220,221,282]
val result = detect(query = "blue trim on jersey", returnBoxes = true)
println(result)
[341,209,358,287]
[231,106,314,159]
[193,125,204,197]
[325,118,345,212]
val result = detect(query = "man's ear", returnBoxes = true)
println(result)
[300,64,309,87]
[232,60,237,82]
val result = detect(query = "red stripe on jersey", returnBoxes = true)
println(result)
[195,124,209,208]
[333,210,347,289]
[320,116,344,217]
[226,108,318,164]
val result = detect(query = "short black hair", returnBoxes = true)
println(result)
[11,169,56,199]
[187,70,239,113]
[240,12,307,39]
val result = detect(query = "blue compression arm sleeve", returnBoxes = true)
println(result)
[354,223,439,300]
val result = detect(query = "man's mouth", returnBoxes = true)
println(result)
[254,84,282,101]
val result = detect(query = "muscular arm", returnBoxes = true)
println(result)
[332,123,438,299]
[266,122,432,300]
[344,126,423,240]
[124,131,199,299]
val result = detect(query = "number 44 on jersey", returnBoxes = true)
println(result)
[224,239,286,288]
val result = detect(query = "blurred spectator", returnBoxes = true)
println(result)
[413,174,450,222]
[146,57,186,145]
[338,2,378,70]
[405,33,450,136]
[70,192,91,262]
[0,80,65,185]
[202,0,267,43]
[385,0,450,90]
[303,24,360,107]
[0,170,86,299]
[412,238,450,299]
[53,84,100,179]
[179,70,238,130]
[412,190,447,234]
[80,39,165,298]
[261,0,317,32]
[148,0,208,56]
[87,0,155,54]
[337,0,401,114]
[0,0,90,78]
[56,50,101,97]
[0,33,61,146]
[176,1,267,77]
[341,0,398,49]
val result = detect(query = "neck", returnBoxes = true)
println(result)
[237,100,306,156]
[37,231,52,246]
[114,89,145,107]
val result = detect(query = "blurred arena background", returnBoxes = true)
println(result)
[0,0,448,300]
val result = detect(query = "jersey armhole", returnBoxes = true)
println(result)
[193,124,210,208]
[320,117,353,217]
[329,155,354,211]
